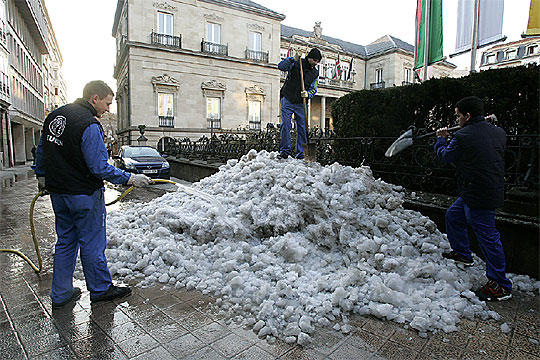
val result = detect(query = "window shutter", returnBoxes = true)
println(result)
[517,46,525,58]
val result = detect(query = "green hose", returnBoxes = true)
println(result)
[1,179,175,273]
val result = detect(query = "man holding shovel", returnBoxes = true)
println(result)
[278,48,321,159]
[434,96,512,301]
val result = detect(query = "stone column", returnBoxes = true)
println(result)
[320,96,326,130]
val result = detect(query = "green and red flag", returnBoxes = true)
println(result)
[414,0,443,70]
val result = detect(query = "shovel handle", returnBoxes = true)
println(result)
[415,125,461,139]
[298,57,309,143]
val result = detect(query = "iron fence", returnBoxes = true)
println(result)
[163,128,538,194]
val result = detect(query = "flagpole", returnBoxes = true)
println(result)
[470,0,480,73]
[422,0,431,81]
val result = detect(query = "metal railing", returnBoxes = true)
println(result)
[245,49,268,63]
[201,40,228,56]
[0,71,10,98]
[370,81,385,89]
[164,128,538,196]
[151,32,182,48]
[207,118,221,129]
[158,116,174,128]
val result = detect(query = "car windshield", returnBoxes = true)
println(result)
[124,147,160,158]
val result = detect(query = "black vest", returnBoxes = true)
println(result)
[453,116,506,209]
[42,99,104,195]
[280,58,319,104]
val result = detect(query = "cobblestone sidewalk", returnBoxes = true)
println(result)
[0,179,538,359]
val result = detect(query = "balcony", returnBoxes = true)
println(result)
[0,71,10,98]
[0,19,6,46]
[245,49,268,63]
[370,81,385,90]
[151,32,181,49]
[201,40,228,56]
[207,118,221,129]
[159,116,174,128]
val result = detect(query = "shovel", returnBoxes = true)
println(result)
[299,56,317,162]
[385,125,461,157]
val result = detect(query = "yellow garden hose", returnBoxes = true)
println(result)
[1,179,176,273]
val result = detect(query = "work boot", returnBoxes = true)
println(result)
[475,280,512,301]
[91,285,132,303]
[442,251,474,267]
[52,287,81,308]
[278,152,289,159]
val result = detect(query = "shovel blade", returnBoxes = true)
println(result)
[304,142,317,162]
[385,129,413,157]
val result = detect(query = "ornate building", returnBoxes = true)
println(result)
[479,37,540,70]
[112,0,457,148]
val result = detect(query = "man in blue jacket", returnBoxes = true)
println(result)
[278,48,321,159]
[34,80,152,308]
[435,96,511,301]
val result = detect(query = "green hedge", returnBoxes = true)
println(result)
[332,64,539,137]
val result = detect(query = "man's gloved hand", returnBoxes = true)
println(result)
[294,51,301,62]
[127,173,153,187]
[301,90,308,98]
[37,177,48,194]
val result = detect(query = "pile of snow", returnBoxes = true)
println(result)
[103,150,539,345]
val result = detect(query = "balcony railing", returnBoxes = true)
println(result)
[249,120,261,130]
[152,32,182,48]
[0,71,10,98]
[201,40,228,56]
[159,116,174,128]
[0,19,6,45]
[207,118,221,129]
[245,49,268,63]
[370,81,385,90]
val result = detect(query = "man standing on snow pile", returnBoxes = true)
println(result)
[435,96,512,301]
[278,48,321,160]
[34,80,152,308]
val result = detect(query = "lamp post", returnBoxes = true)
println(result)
[137,124,147,146]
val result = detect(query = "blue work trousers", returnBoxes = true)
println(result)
[50,188,112,303]
[280,97,307,159]
[445,197,512,290]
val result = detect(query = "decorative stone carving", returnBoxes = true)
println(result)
[151,74,180,92]
[153,2,177,12]
[204,13,224,23]
[247,23,265,31]
[202,80,226,97]
[313,22,322,39]
[245,85,266,96]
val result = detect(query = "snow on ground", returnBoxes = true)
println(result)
[103,150,539,345]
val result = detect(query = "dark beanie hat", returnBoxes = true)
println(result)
[307,48,322,61]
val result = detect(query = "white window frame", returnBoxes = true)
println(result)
[486,53,496,64]
[158,92,174,117]
[206,97,221,129]
[206,23,221,44]
[248,100,261,130]
[249,31,262,52]
[526,45,538,56]
[375,68,383,83]
[505,49,517,60]
[157,11,173,36]
[404,67,412,83]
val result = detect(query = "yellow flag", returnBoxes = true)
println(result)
[526,0,540,36]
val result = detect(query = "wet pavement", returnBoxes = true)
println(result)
[0,176,539,359]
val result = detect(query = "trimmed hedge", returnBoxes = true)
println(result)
[332,64,539,137]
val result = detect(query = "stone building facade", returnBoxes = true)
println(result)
[112,0,457,148]
[0,0,66,169]
[112,0,285,148]
[479,37,540,70]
